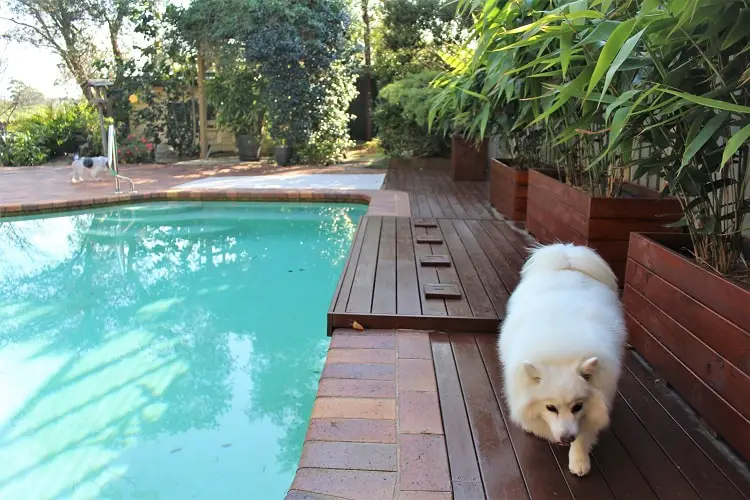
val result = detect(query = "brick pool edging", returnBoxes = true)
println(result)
[287,329,452,499]
[0,189,410,218]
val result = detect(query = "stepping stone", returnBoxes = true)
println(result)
[424,283,462,299]
[413,218,438,228]
[420,255,452,267]
[416,235,443,244]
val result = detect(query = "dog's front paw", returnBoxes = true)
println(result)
[568,449,591,476]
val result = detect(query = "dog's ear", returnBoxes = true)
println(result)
[523,361,541,382]
[578,357,599,381]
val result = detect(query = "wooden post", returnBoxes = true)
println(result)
[96,87,108,155]
[197,45,208,159]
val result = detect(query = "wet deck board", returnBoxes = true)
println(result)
[327,216,532,334]
[430,333,750,500]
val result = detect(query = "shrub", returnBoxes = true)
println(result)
[0,132,48,166]
[10,102,102,158]
[374,71,449,158]
[119,134,155,164]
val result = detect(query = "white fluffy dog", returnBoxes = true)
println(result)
[498,243,626,476]
[71,154,110,183]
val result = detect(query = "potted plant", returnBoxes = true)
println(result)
[274,137,294,166]
[206,63,265,161]
[489,129,558,223]
[617,0,750,462]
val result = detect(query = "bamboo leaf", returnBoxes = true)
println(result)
[599,28,646,103]
[587,18,637,97]
[609,105,632,147]
[560,31,572,78]
[721,9,750,50]
[529,67,593,125]
[605,89,638,121]
[720,123,750,168]
[660,88,750,114]
[681,111,728,167]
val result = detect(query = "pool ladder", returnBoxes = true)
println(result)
[107,124,137,194]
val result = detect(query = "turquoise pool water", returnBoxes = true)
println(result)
[0,201,366,499]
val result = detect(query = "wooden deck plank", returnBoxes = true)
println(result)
[431,334,486,499]
[333,216,369,313]
[346,216,382,313]
[592,430,659,500]
[372,216,397,315]
[431,226,474,318]
[395,217,421,316]
[550,445,617,500]
[451,334,530,499]
[610,394,701,500]
[412,226,448,317]
[479,219,527,271]
[474,335,574,500]
[452,219,511,316]
[617,364,747,500]
[624,355,750,499]
[465,220,521,293]
[439,220,496,318]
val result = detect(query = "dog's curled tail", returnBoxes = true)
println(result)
[521,243,618,291]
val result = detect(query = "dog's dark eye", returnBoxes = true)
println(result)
[546,405,558,413]
[571,403,583,414]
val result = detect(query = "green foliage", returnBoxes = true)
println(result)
[244,0,358,164]
[206,62,265,136]
[373,0,473,85]
[1,101,103,166]
[432,0,750,274]
[297,61,358,165]
[374,71,449,158]
[0,132,48,166]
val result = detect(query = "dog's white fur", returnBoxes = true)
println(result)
[498,243,626,476]
[71,154,110,183]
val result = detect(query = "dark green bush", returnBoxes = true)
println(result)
[0,132,48,166]
[374,71,449,158]
[10,102,102,158]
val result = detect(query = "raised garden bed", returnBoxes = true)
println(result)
[525,169,682,282]
[489,158,557,223]
[622,232,750,462]
[451,136,488,182]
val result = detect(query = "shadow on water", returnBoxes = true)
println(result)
[0,202,363,499]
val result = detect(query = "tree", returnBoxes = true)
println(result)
[2,0,97,100]
[362,0,373,140]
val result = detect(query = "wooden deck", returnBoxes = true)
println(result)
[384,164,493,219]
[314,163,750,499]
[431,333,750,500]
[327,215,533,334]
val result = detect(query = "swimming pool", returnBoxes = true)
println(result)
[0,201,366,499]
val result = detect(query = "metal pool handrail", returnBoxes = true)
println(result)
[107,124,137,194]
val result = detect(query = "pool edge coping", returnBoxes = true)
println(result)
[0,189,411,218]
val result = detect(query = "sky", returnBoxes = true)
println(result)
[0,0,190,100]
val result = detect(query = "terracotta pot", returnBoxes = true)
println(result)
[451,136,488,181]
[525,169,682,282]
[622,232,750,461]
[489,158,557,222]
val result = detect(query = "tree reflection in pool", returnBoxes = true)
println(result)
[0,201,365,499]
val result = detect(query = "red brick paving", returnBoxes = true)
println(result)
[0,162,409,217]
[294,330,451,499]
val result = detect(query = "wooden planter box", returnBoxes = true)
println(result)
[622,232,750,461]
[451,136,488,182]
[489,158,558,222]
[525,169,682,282]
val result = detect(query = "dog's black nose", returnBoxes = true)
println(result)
[560,434,576,444]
